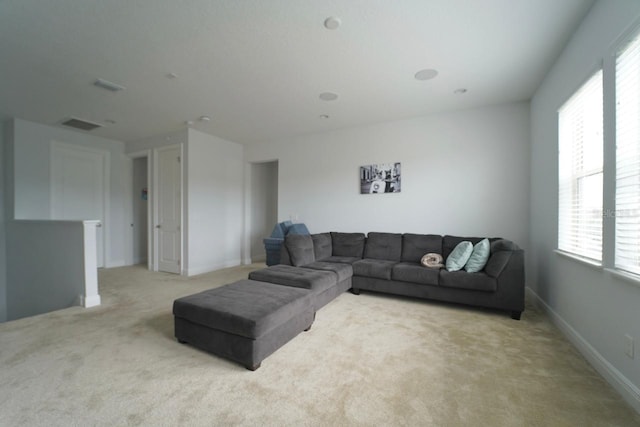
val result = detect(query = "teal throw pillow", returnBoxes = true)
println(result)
[465,238,490,273]
[446,241,473,272]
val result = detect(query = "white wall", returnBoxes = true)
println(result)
[246,102,530,250]
[10,118,130,267]
[249,161,278,261]
[530,0,640,412]
[186,129,244,275]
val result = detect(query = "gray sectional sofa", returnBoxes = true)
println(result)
[173,231,524,370]
[278,232,525,320]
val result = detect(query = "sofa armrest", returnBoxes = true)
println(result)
[485,251,511,278]
[489,244,525,314]
[484,239,519,278]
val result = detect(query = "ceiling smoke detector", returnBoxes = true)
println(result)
[60,117,103,131]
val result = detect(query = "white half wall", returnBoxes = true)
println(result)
[185,129,244,275]
[6,220,96,321]
[245,102,531,251]
[10,118,130,267]
[530,0,640,412]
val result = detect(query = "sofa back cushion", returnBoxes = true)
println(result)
[311,233,332,260]
[364,232,402,261]
[285,234,315,266]
[331,232,366,258]
[401,234,442,263]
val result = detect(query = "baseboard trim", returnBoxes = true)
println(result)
[187,258,242,276]
[526,287,640,414]
[105,259,126,268]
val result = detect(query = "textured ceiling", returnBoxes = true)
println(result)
[0,0,595,145]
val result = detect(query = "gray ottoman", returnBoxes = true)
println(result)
[173,279,314,370]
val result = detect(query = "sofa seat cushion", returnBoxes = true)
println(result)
[322,255,361,264]
[353,259,398,280]
[439,270,497,292]
[302,261,353,282]
[172,279,312,339]
[391,262,440,286]
[248,265,336,294]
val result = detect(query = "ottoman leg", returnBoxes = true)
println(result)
[177,338,188,344]
[246,363,261,371]
[351,288,360,295]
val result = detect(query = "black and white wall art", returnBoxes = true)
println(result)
[360,162,401,194]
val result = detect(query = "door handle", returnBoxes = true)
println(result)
[156,225,161,229]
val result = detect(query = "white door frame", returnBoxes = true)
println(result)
[50,141,110,268]
[152,144,184,274]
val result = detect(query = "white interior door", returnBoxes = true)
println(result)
[51,142,107,268]
[156,146,181,274]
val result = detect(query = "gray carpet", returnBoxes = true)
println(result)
[0,264,638,426]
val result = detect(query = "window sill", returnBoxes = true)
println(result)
[554,249,602,270]
[604,268,640,288]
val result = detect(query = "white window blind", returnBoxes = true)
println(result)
[558,70,603,261]
[616,33,640,276]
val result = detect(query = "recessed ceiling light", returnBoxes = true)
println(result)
[414,69,438,81]
[319,114,330,119]
[319,92,338,101]
[166,73,179,79]
[324,17,341,30]
[185,120,194,126]
[454,88,468,94]
[198,115,211,122]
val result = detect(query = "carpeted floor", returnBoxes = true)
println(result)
[0,264,638,426]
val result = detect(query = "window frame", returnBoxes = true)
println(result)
[557,68,604,263]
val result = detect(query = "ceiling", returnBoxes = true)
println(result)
[0,0,595,145]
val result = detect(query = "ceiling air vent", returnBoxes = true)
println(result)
[60,117,103,131]
[94,78,126,92]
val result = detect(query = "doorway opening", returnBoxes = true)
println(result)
[249,161,278,263]
[132,157,148,266]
